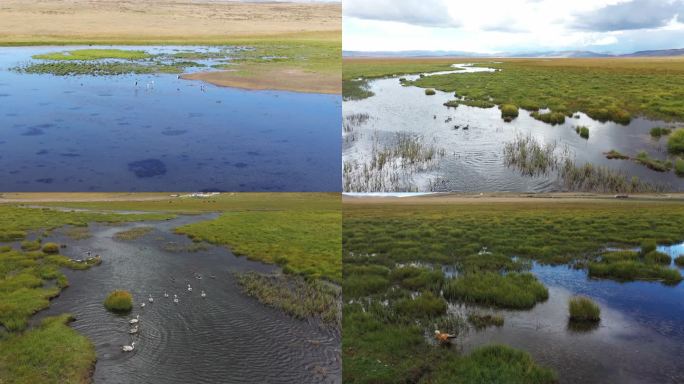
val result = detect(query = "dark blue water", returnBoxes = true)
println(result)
[0,46,341,191]
[460,242,684,383]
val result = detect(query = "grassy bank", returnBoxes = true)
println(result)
[342,196,684,383]
[0,314,96,384]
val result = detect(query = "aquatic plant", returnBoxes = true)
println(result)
[113,226,154,241]
[530,111,566,125]
[604,150,629,160]
[444,99,496,109]
[650,127,673,138]
[343,113,370,133]
[442,272,548,309]
[675,255,684,267]
[503,135,559,176]
[575,126,589,139]
[467,312,504,329]
[588,261,682,285]
[644,250,672,264]
[32,49,152,61]
[667,129,684,155]
[568,296,600,322]
[675,158,684,177]
[103,290,133,313]
[425,89,436,95]
[500,104,519,122]
[15,62,184,76]
[634,151,672,172]
[343,79,374,101]
[236,272,340,329]
[559,158,667,193]
[640,240,657,255]
[41,242,60,254]
[394,291,447,318]
[20,239,41,251]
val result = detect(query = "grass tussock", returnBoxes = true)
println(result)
[667,128,684,155]
[674,255,684,267]
[236,272,340,329]
[650,127,673,138]
[604,149,630,160]
[103,290,133,313]
[425,89,436,96]
[444,99,496,109]
[568,296,600,322]
[500,104,519,122]
[575,126,589,139]
[530,111,566,125]
[442,272,548,309]
[41,242,60,254]
[634,151,672,172]
[468,312,504,329]
[675,158,684,176]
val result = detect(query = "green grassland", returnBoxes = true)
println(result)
[342,196,684,383]
[344,57,684,123]
[33,49,152,61]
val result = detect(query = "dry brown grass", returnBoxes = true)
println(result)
[0,0,340,44]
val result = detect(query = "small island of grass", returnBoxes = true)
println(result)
[104,290,133,313]
[568,296,600,322]
[668,129,684,155]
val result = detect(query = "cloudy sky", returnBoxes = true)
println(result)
[343,0,684,54]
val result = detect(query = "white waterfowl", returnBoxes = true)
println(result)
[173,294,179,303]
[201,290,206,298]
[129,325,139,334]
[148,294,154,303]
[122,342,136,352]
[129,315,139,324]
[140,302,146,308]
[164,291,169,298]
[187,284,192,292]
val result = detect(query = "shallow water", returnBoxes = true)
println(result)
[343,64,684,192]
[455,243,684,384]
[33,214,341,383]
[0,46,341,191]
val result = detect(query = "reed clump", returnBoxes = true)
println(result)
[568,296,600,322]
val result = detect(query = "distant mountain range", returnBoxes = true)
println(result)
[343,48,684,58]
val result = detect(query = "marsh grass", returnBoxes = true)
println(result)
[575,126,589,139]
[604,150,630,160]
[394,291,447,318]
[442,272,548,309]
[236,272,340,329]
[468,312,504,329]
[0,314,96,384]
[650,127,673,138]
[33,49,151,61]
[20,239,41,251]
[16,61,184,76]
[675,158,684,176]
[444,99,496,109]
[568,296,600,322]
[530,111,566,125]
[668,129,684,155]
[64,227,91,240]
[113,226,154,241]
[500,104,519,122]
[103,290,133,313]
[343,113,370,134]
[559,158,666,193]
[425,89,436,96]
[41,242,60,254]
[503,135,559,176]
[644,250,672,264]
[343,79,374,101]
[588,261,682,285]
[634,151,672,172]
[675,255,684,267]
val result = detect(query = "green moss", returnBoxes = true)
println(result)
[443,272,548,309]
[103,290,133,313]
[568,296,600,322]
[0,314,96,384]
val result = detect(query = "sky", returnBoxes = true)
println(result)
[343,0,684,54]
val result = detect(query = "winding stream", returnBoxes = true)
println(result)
[32,214,340,383]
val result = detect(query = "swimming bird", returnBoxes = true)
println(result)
[129,315,139,324]
[129,325,139,334]
[122,342,136,352]
[187,284,192,292]
[201,290,206,298]
[173,294,179,303]
[140,302,146,308]
[148,294,154,303]
[164,291,169,298]
[434,330,457,344]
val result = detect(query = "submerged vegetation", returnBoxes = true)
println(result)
[236,272,341,329]
[114,226,154,241]
[103,290,133,313]
[650,127,673,138]
[575,126,589,139]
